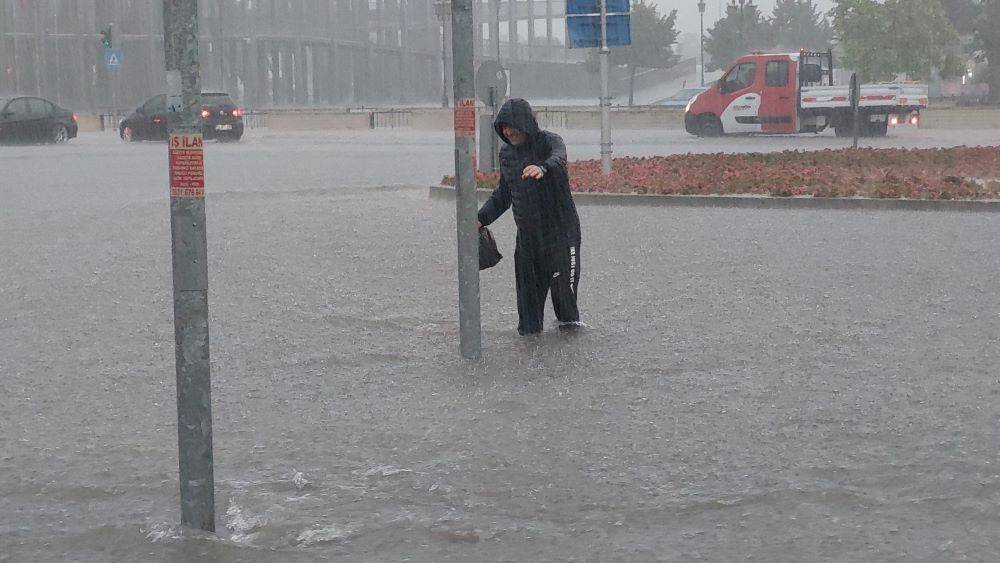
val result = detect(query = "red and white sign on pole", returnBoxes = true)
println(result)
[169,132,205,198]
[454,98,476,138]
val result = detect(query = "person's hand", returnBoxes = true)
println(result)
[522,165,545,180]
[477,221,483,230]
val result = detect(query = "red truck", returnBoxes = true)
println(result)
[684,50,929,137]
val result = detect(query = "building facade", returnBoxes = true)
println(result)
[0,0,579,112]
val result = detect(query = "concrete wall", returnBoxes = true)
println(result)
[920,107,1000,130]
[74,105,1000,133]
[265,112,372,131]
[534,108,685,130]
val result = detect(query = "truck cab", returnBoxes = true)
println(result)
[685,51,819,136]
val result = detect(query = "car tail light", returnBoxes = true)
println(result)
[231,108,241,118]
[200,109,211,119]
[72,112,78,121]
[909,115,919,126]
[889,115,899,126]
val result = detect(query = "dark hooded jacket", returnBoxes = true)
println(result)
[477,99,581,247]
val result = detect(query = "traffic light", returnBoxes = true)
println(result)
[100,26,112,48]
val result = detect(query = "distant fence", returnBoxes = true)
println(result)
[535,110,568,129]
[97,112,128,133]
[241,111,268,130]
[370,109,412,129]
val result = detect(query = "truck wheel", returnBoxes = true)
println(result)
[835,119,869,137]
[834,112,857,137]
[699,115,723,137]
[868,120,888,138]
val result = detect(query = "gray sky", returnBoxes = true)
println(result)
[653,0,835,36]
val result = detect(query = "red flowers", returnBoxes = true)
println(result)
[443,147,1000,200]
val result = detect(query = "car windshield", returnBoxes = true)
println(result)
[670,89,702,100]
[202,93,235,105]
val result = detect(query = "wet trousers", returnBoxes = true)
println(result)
[514,236,581,335]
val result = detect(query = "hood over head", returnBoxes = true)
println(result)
[493,98,540,145]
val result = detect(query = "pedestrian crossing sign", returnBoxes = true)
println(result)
[104,48,123,69]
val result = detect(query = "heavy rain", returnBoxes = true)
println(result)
[2,1,999,561]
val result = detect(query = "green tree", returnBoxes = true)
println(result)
[940,0,981,35]
[938,0,981,82]
[771,0,833,51]
[587,1,679,105]
[973,0,1000,101]
[832,0,959,81]
[704,1,774,72]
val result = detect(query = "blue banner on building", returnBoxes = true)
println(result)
[566,0,629,16]
[567,14,631,49]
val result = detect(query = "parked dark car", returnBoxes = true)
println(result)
[120,92,244,142]
[0,96,78,144]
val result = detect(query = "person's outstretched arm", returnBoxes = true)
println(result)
[477,175,511,227]
[542,132,567,174]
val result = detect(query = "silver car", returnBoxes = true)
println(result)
[659,87,709,108]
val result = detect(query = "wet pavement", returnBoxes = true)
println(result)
[1,129,999,561]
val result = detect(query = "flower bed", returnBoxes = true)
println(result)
[442,147,1000,200]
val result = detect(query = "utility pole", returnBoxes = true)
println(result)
[736,0,755,53]
[217,0,226,90]
[698,0,706,87]
[491,0,501,63]
[435,1,450,108]
[450,0,482,360]
[738,0,745,53]
[850,72,860,149]
[599,0,612,176]
[163,0,216,533]
[101,24,117,122]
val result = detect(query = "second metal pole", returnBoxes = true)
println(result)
[851,72,860,149]
[451,0,482,360]
[164,0,215,533]
[699,7,706,87]
[599,0,612,176]
[440,13,449,107]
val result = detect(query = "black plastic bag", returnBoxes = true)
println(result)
[479,226,503,270]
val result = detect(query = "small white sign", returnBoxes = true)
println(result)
[166,70,183,113]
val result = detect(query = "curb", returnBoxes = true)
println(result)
[428,185,1000,212]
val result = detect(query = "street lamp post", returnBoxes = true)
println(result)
[738,0,745,52]
[698,1,706,87]
[435,1,451,108]
[736,0,755,53]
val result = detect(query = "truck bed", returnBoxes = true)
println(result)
[800,83,929,110]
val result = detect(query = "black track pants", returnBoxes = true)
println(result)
[514,239,581,335]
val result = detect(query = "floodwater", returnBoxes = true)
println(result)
[2,129,999,561]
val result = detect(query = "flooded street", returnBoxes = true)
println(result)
[2,129,999,561]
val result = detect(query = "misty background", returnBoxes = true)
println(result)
[1,0,992,114]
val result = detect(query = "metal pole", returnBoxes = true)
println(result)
[490,85,499,171]
[851,72,860,149]
[110,69,117,124]
[492,0,501,63]
[699,1,706,87]
[738,0,745,53]
[163,0,215,533]
[599,0,612,176]
[451,0,482,360]
[440,13,449,108]
[217,0,225,90]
